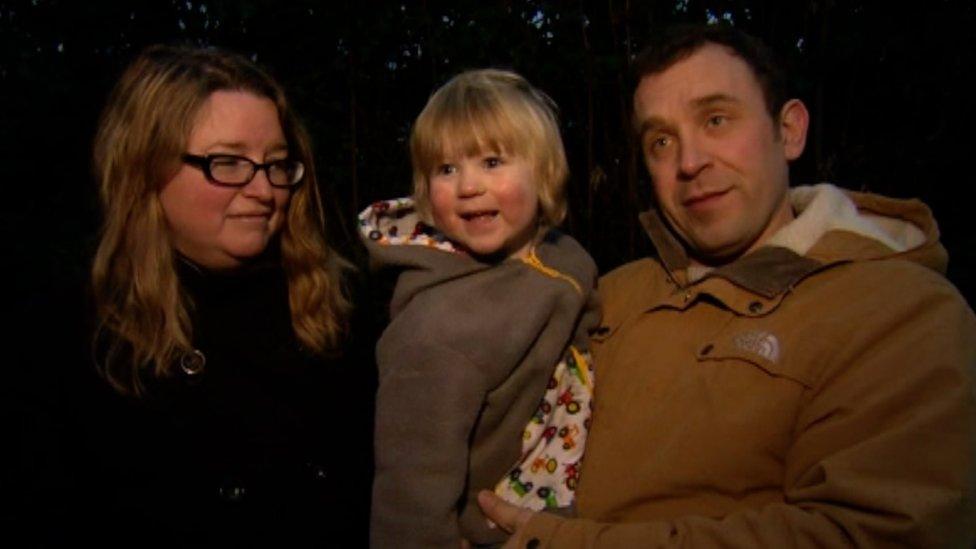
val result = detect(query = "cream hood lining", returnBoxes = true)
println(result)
[766,183,927,256]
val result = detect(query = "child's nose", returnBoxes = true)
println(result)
[457,171,485,197]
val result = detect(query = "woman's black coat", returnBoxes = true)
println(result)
[14,258,376,547]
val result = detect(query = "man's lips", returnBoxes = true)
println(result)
[683,188,731,208]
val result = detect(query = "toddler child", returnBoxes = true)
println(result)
[360,69,600,548]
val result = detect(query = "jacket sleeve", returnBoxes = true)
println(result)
[371,339,489,549]
[509,280,976,548]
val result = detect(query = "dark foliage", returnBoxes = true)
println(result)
[3,0,974,302]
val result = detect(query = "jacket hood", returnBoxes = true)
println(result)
[640,183,948,295]
[767,183,944,272]
[359,197,595,317]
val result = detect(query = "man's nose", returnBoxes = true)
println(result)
[677,136,711,180]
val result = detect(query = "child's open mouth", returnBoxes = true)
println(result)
[460,210,498,222]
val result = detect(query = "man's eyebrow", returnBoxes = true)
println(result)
[637,117,666,138]
[692,93,740,108]
[635,94,740,136]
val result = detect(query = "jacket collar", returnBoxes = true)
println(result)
[638,208,823,300]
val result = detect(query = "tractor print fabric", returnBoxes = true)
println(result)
[358,197,458,253]
[494,346,594,510]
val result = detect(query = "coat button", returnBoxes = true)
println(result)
[306,461,328,482]
[526,539,540,549]
[748,301,764,313]
[218,482,247,503]
[180,349,206,376]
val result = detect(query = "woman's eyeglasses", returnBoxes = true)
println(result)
[181,154,305,188]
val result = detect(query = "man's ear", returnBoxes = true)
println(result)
[778,99,809,161]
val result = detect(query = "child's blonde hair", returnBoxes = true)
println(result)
[410,69,569,227]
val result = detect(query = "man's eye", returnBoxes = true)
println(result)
[649,135,671,152]
[706,115,727,127]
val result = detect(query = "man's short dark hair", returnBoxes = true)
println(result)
[632,24,789,123]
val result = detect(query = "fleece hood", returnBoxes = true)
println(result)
[767,183,944,272]
[359,197,597,319]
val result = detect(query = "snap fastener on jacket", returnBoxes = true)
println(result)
[180,349,206,376]
[748,301,764,313]
[526,539,540,549]
[700,344,714,356]
[307,461,328,482]
[218,483,246,503]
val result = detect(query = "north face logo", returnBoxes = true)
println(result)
[732,330,781,363]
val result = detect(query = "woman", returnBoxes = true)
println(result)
[29,45,372,546]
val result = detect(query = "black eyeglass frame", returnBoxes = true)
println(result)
[181,153,305,188]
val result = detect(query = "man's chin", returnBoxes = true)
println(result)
[688,240,753,268]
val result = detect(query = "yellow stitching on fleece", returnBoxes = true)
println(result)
[569,345,592,389]
[520,248,582,296]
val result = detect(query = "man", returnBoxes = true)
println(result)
[478,24,976,547]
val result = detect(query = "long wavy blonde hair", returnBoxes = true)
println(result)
[92,44,350,395]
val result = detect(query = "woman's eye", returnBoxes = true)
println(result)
[212,156,248,168]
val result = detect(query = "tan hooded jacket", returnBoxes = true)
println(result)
[515,184,976,547]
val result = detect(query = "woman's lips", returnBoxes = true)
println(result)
[228,212,272,221]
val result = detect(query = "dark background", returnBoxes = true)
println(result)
[3,0,974,305]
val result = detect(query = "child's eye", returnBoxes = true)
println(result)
[483,156,504,169]
[435,163,456,176]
